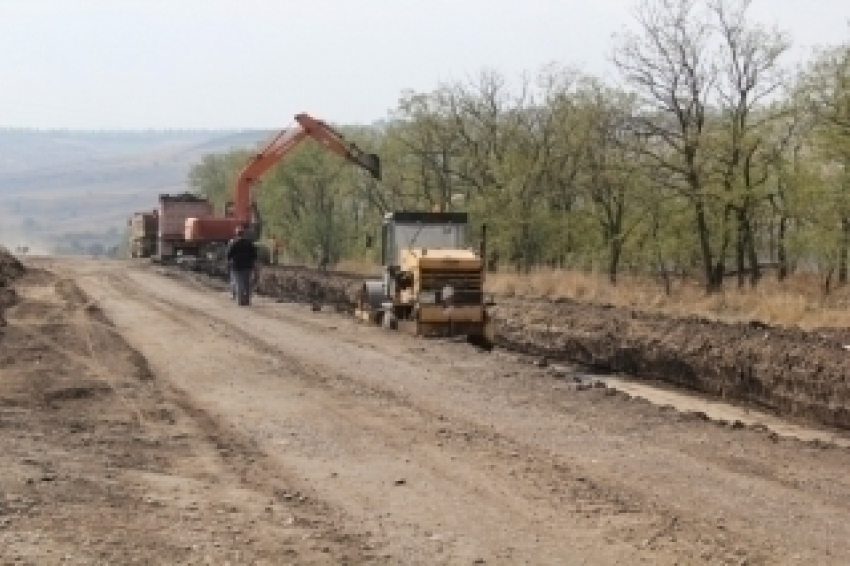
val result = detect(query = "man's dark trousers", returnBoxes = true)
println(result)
[232,268,253,306]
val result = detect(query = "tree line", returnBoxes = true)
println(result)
[188,0,850,293]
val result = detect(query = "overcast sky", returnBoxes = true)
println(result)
[0,0,847,130]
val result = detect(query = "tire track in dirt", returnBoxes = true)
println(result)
[91,271,391,563]
[94,267,781,565]
[114,262,850,565]
[212,262,850,432]
[1,262,385,564]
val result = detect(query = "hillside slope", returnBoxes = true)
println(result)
[0,129,268,251]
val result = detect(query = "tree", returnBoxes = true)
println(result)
[257,137,382,265]
[798,42,850,284]
[710,0,790,287]
[188,151,250,212]
[614,0,792,291]
[614,0,720,289]
[180,4,850,299]
[574,81,648,283]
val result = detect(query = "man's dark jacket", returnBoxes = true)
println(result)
[226,237,258,271]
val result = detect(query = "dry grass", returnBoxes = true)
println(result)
[485,268,850,330]
[327,260,850,329]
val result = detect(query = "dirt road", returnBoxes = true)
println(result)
[5,257,850,564]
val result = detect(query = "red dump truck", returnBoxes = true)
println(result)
[128,210,158,258]
[157,193,213,260]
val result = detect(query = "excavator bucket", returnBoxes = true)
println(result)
[294,112,382,181]
[353,153,381,181]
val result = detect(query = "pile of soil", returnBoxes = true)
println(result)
[255,265,363,313]
[0,247,25,325]
[183,264,364,311]
[493,297,850,429]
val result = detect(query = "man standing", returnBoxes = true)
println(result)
[225,225,259,306]
[225,235,237,300]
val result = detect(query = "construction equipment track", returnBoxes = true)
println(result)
[185,262,850,432]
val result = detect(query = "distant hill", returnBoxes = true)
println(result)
[0,128,270,252]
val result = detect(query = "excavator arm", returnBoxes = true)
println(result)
[186,112,380,246]
[232,113,381,224]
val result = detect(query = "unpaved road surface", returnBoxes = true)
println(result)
[4,256,850,564]
[249,263,850,431]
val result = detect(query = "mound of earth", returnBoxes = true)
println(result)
[0,247,25,325]
[256,265,363,313]
[493,297,850,430]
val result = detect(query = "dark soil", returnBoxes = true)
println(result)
[256,266,362,313]
[492,297,850,430]
[0,247,24,282]
[0,247,25,325]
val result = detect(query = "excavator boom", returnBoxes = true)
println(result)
[233,113,380,222]
[186,112,380,244]
[294,113,381,182]
[232,127,309,223]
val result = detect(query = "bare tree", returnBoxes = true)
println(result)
[389,90,466,212]
[614,0,720,290]
[710,0,791,287]
[577,81,648,284]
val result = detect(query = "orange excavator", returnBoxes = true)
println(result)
[184,112,381,257]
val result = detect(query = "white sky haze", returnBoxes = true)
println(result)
[1,0,848,129]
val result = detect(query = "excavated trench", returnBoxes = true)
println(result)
[176,263,850,432]
[493,298,850,429]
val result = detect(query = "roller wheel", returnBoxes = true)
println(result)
[381,311,397,330]
[467,333,494,352]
